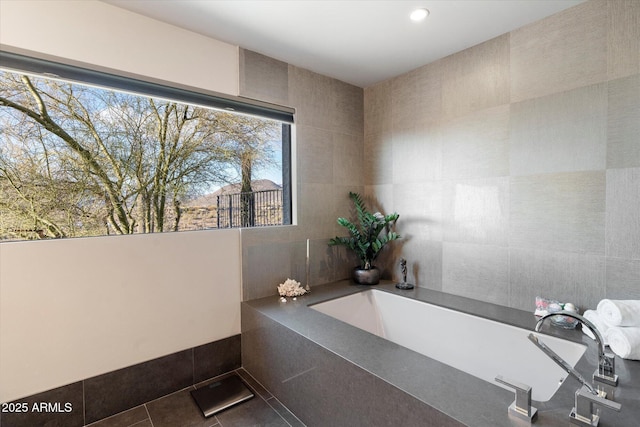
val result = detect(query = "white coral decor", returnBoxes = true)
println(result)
[278,278,307,297]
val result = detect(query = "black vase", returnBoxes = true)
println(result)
[352,266,380,285]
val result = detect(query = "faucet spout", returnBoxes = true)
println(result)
[535,311,605,358]
[528,333,597,395]
[535,311,618,386]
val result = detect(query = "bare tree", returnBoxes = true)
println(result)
[0,71,254,238]
[206,112,281,226]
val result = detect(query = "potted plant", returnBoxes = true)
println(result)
[329,192,400,285]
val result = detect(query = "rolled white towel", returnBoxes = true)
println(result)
[582,309,610,345]
[605,327,640,360]
[596,299,640,327]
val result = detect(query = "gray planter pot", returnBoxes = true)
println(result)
[352,266,380,285]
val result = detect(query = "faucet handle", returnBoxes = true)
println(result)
[594,352,618,386]
[570,385,621,427]
[495,375,538,422]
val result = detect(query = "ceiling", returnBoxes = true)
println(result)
[103,0,585,88]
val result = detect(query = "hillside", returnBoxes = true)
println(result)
[185,179,282,208]
[178,179,283,229]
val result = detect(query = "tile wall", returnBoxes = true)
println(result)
[241,302,465,427]
[0,336,240,427]
[239,50,365,300]
[364,0,640,310]
[239,1,638,310]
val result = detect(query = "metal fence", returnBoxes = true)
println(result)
[216,189,283,228]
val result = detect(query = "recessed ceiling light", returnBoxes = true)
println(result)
[410,8,429,22]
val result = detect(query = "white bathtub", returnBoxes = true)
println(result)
[310,289,587,402]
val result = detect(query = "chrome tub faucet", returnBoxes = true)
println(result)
[535,311,618,386]
[570,385,621,427]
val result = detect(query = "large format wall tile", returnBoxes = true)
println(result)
[391,68,421,132]
[442,242,509,305]
[365,184,394,215]
[607,74,640,168]
[606,258,640,299]
[443,177,509,246]
[414,60,444,125]
[440,34,510,120]
[193,335,241,384]
[243,241,293,301]
[606,167,640,259]
[334,132,364,186]
[288,66,337,129]
[364,131,394,185]
[239,49,289,106]
[297,125,334,184]
[607,0,640,80]
[510,83,607,176]
[382,180,435,282]
[297,183,339,237]
[441,104,510,180]
[510,0,607,102]
[393,182,443,242]
[364,80,392,137]
[385,238,442,290]
[509,248,605,311]
[289,238,352,288]
[392,124,441,184]
[84,350,193,424]
[392,61,444,131]
[333,79,364,137]
[509,171,606,254]
[243,235,351,302]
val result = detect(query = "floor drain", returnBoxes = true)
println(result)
[191,374,254,417]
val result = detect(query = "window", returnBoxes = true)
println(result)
[0,52,293,240]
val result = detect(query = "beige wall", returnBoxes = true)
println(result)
[0,0,239,95]
[0,0,242,402]
[0,229,241,402]
[364,0,640,310]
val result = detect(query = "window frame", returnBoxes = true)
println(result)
[0,50,294,233]
[0,50,295,122]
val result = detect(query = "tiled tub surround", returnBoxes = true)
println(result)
[237,0,640,323]
[310,289,586,402]
[242,281,640,427]
[0,335,241,427]
[363,0,640,311]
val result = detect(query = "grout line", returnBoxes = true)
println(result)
[143,404,155,427]
[235,368,272,400]
[276,396,306,427]
[264,398,294,427]
[238,368,304,426]
[191,347,196,386]
[82,380,86,427]
[86,369,281,427]
[281,367,316,384]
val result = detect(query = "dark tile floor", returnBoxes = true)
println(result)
[84,369,305,427]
